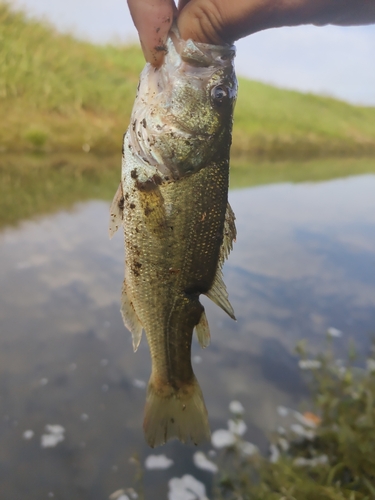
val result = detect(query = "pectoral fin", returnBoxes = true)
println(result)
[205,203,236,320]
[195,309,210,348]
[120,280,143,352]
[109,183,124,239]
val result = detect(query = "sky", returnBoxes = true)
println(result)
[14,0,375,106]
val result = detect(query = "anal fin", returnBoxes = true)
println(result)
[205,270,236,320]
[109,182,124,239]
[195,309,210,348]
[120,280,143,352]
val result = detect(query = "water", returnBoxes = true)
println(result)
[1,174,375,499]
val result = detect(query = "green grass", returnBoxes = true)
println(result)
[0,1,144,154]
[233,80,375,159]
[1,1,375,158]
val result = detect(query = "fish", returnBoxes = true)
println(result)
[109,27,238,448]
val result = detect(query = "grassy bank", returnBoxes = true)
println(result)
[1,2,375,159]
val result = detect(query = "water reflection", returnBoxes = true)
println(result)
[1,175,375,499]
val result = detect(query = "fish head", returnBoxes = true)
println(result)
[129,31,237,179]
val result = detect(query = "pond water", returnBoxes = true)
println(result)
[1,172,375,499]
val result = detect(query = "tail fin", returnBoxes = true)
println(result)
[143,376,210,448]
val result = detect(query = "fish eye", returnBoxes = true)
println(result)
[211,85,229,105]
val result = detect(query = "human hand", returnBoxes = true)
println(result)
[128,0,375,67]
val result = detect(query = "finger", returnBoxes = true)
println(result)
[127,0,177,67]
[177,0,228,44]
[177,0,191,11]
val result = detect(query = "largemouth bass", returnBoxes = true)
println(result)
[109,29,237,447]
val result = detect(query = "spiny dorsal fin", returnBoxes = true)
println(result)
[109,183,124,239]
[205,203,236,320]
[120,280,143,352]
[195,309,210,348]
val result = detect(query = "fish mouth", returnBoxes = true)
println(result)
[169,25,236,69]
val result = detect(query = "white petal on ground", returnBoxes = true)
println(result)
[126,488,138,499]
[193,451,218,473]
[39,378,49,386]
[144,454,174,470]
[278,438,289,452]
[41,424,65,448]
[109,490,130,500]
[45,424,65,435]
[80,413,89,421]
[327,327,342,338]
[228,419,247,436]
[133,379,146,389]
[277,426,286,434]
[293,411,318,428]
[239,441,259,456]
[277,406,289,417]
[211,429,236,449]
[109,489,124,499]
[41,433,65,448]
[366,359,375,372]
[23,430,34,440]
[290,424,315,440]
[229,400,245,415]
[168,475,208,500]
[298,360,322,370]
[269,444,280,463]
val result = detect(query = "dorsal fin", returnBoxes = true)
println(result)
[205,203,236,320]
[120,280,143,352]
[109,183,124,239]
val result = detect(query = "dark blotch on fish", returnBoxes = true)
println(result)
[144,205,153,216]
[135,174,163,192]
